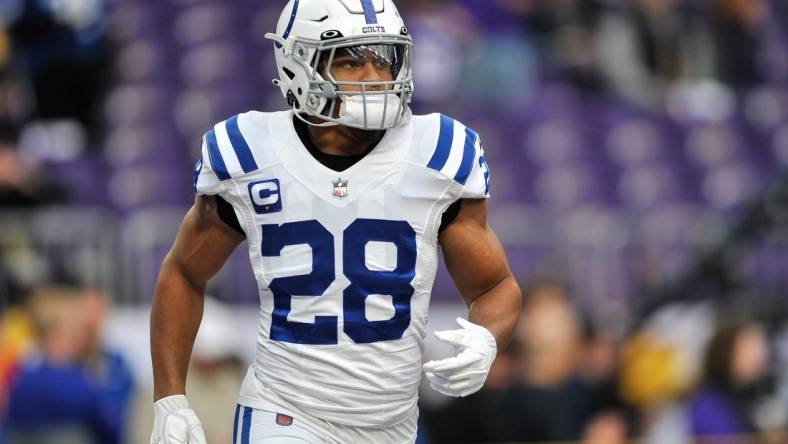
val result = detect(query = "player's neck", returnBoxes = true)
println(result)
[304,117,386,156]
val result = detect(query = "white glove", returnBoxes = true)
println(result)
[423,317,497,397]
[150,395,207,444]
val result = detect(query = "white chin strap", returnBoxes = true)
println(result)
[338,93,403,129]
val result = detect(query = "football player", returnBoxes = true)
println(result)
[150,0,522,443]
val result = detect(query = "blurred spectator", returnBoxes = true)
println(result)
[503,282,625,442]
[707,0,769,87]
[515,0,604,91]
[582,409,629,444]
[620,303,716,444]
[688,322,773,443]
[0,61,69,206]
[0,135,67,206]
[594,0,714,108]
[0,28,8,69]
[423,281,628,443]
[0,52,14,135]
[1,285,134,444]
[3,0,112,138]
[0,278,32,418]
[578,322,629,444]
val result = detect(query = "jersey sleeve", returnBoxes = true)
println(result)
[193,113,264,196]
[422,114,492,200]
[460,141,491,200]
[193,132,226,196]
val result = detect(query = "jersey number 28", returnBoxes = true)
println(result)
[261,219,417,345]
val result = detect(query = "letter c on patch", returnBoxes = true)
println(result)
[248,179,282,214]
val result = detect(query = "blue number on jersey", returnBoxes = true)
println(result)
[260,219,417,344]
[479,154,491,196]
[343,219,416,343]
[262,220,338,344]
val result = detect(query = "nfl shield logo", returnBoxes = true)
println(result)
[275,413,293,426]
[332,178,349,199]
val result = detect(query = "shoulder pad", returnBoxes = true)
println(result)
[423,114,480,186]
[203,112,262,181]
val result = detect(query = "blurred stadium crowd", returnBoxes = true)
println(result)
[0,0,787,443]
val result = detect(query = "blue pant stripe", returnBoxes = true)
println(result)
[206,129,231,181]
[232,404,240,444]
[241,407,253,444]
[225,115,258,173]
[454,127,478,185]
[426,114,454,172]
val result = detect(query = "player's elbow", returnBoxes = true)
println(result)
[508,276,523,312]
[155,253,208,299]
[491,276,522,349]
[497,275,523,321]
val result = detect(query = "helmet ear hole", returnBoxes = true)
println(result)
[307,95,321,110]
[286,90,300,108]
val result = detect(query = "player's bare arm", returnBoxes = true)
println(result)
[151,195,244,401]
[151,196,244,400]
[421,198,521,398]
[149,195,243,444]
[440,198,522,348]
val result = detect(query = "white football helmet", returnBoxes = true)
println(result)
[265,0,414,130]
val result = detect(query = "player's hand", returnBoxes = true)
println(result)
[423,317,497,397]
[150,395,207,444]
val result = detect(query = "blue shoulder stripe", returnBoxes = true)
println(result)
[240,407,252,444]
[226,115,258,173]
[205,129,231,181]
[427,114,455,172]
[454,127,478,185]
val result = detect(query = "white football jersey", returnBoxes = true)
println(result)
[193,110,490,428]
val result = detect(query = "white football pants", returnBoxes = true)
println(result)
[231,404,417,444]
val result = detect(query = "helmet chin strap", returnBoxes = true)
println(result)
[296,90,408,130]
[293,104,339,128]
